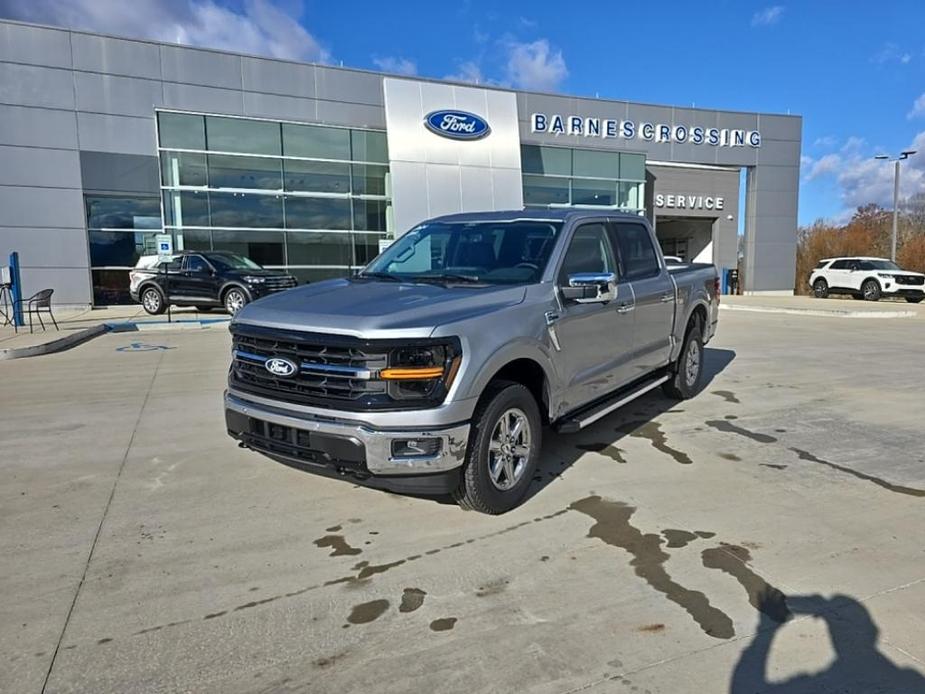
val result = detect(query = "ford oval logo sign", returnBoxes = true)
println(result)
[424,110,491,140]
[265,357,297,377]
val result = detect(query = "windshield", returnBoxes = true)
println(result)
[860,259,900,271]
[362,220,563,284]
[208,253,262,271]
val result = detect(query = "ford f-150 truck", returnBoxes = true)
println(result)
[225,210,719,514]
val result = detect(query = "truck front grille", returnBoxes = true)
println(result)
[264,276,298,292]
[230,325,388,408]
[895,275,924,286]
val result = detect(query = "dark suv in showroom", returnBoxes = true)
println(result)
[130,251,297,315]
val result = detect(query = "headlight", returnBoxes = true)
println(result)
[243,276,266,284]
[380,341,462,401]
[877,273,895,279]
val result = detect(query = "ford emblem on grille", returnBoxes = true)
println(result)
[424,110,491,140]
[265,357,297,377]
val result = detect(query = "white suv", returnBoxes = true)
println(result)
[809,257,925,303]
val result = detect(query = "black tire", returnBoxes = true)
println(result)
[140,286,166,315]
[812,278,829,298]
[454,381,542,514]
[906,297,924,304]
[861,279,881,301]
[223,287,249,315]
[852,293,864,300]
[663,318,705,400]
[195,305,214,312]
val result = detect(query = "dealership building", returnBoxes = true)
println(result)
[0,19,802,306]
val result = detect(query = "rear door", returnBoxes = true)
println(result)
[612,220,675,375]
[826,259,853,290]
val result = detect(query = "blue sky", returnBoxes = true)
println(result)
[2,0,924,225]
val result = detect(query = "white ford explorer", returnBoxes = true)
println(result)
[809,257,925,303]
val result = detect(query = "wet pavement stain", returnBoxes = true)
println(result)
[695,531,716,539]
[701,545,791,623]
[346,599,390,625]
[577,442,627,464]
[325,524,342,532]
[760,463,788,470]
[705,420,777,444]
[619,421,693,465]
[720,453,742,461]
[661,529,699,548]
[430,617,457,632]
[475,578,510,597]
[712,390,741,404]
[313,534,362,557]
[790,447,925,497]
[570,496,734,639]
[637,623,665,633]
[399,588,426,613]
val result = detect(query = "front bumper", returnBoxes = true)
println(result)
[225,391,469,480]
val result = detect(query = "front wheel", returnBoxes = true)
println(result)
[140,287,166,315]
[224,287,248,315]
[454,381,542,514]
[861,279,881,301]
[663,321,704,399]
[812,278,829,298]
[906,297,924,304]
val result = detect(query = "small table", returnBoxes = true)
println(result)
[0,283,13,326]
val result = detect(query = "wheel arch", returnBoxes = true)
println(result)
[220,282,252,303]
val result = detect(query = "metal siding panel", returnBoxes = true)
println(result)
[315,67,383,106]
[75,72,163,117]
[0,22,72,68]
[490,167,524,210]
[70,33,162,79]
[387,161,428,234]
[315,99,385,129]
[162,81,243,115]
[459,166,495,211]
[757,114,802,142]
[0,63,75,109]
[80,151,160,194]
[77,113,157,155]
[0,226,90,268]
[160,45,242,89]
[425,164,462,219]
[15,267,92,306]
[241,57,316,98]
[0,145,81,187]
[751,165,800,193]
[0,186,84,228]
[756,139,802,167]
[0,104,78,148]
[243,91,318,122]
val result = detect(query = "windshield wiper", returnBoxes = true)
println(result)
[356,271,402,282]
[416,273,483,284]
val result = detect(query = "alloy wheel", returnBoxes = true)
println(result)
[487,408,531,491]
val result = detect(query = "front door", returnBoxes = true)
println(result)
[176,254,217,301]
[612,221,675,375]
[552,222,636,415]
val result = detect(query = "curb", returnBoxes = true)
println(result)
[0,324,110,360]
[0,318,230,360]
[719,304,916,319]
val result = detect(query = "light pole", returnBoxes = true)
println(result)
[874,150,917,261]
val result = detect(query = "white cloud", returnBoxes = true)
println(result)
[813,135,837,148]
[372,56,417,76]
[908,93,925,119]
[444,61,488,84]
[504,38,568,91]
[0,0,329,62]
[751,6,784,27]
[872,42,912,65]
[804,132,925,215]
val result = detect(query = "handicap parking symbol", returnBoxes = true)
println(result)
[116,342,175,352]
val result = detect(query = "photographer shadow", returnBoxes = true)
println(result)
[731,592,925,693]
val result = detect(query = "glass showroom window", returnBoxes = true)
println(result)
[521,145,646,213]
[86,195,162,305]
[157,111,392,280]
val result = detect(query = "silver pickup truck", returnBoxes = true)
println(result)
[225,210,719,513]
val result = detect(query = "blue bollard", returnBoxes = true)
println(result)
[9,252,23,327]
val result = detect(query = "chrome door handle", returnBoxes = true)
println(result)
[616,303,635,314]
[659,293,674,303]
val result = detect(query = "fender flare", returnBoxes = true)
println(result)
[461,339,560,417]
[219,282,253,303]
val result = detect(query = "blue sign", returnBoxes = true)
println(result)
[424,110,491,140]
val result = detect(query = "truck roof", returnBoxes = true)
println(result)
[429,208,647,224]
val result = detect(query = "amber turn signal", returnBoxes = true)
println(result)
[379,366,445,380]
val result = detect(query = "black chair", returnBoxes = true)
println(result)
[14,288,59,334]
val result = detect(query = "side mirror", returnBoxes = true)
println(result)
[562,272,617,304]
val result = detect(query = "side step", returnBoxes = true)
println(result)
[554,374,670,434]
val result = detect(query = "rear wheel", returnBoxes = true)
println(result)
[663,318,704,400]
[906,297,923,304]
[223,287,248,315]
[140,286,166,315]
[812,278,829,298]
[861,279,881,301]
[454,381,541,514]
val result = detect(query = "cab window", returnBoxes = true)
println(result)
[613,222,660,280]
[185,255,210,273]
[558,223,616,284]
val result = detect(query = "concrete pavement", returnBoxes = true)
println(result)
[1,312,924,693]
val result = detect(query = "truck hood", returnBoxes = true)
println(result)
[234,278,528,338]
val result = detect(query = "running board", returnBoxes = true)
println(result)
[554,374,670,434]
